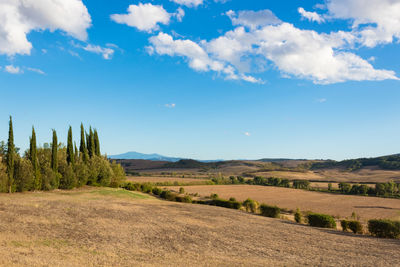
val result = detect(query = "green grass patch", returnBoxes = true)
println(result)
[89,188,151,199]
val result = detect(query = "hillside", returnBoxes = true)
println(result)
[0,187,398,266]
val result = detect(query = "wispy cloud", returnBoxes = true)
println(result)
[165,103,176,108]
[244,132,251,136]
[316,98,327,103]
[27,67,45,75]
[4,65,23,74]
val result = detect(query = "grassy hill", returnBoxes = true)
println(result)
[0,187,398,266]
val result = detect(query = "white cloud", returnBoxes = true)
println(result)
[82,44,114,60]
[27,67,45,75]
[4,65,22,74]
[326,0,400,47]
[111,3,177,32]
[316,98,327,103]
[244,132,251,136]
[0,0,91,56]
[226,9,281,29]
[71,42,115,60]
[298,7,325,23]
[148,32,261,83]
[175,8,185,22]
[170,0,203,8]
[165,103,176,108]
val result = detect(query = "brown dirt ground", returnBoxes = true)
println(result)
[168,185,400,221]
[0,187,399,266]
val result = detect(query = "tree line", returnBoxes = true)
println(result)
[0,116,125,193]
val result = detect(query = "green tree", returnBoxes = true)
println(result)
[74,142,78,159]
[88,127,95,158]
[29,127,41,190]
[6,116,15,193]
[94,129,100,156]
[79,123,89,163]
[66,126,74,166]
[51,129,58,172]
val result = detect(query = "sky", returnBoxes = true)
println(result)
[0,0,400,161]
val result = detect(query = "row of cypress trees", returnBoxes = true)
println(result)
[0,116,125,193]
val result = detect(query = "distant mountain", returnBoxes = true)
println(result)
[109,151,182,162]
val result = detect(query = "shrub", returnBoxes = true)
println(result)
[179,187,185,194]
[140,183,153,193]
[243,198,258,213]
[349,220,363,234]
[110,161,126,188]
[152,187,163,195]
[175,195,192,203]
[260,204,280,218]
[341,220,349,232]
[210,198,241,209]
[294,208,302,223]
[229,197,237,202]
[307,213,337,229]
[160,190,176,201]
[368,219,400,238]
[210,193,219,199]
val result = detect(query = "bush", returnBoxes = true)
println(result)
[210,198,241,209]
[110,161,126,188]
[260,204,280,218]
[140,183,153,193]
[243,198,258,213]
[122,182,141,191]
[349,220,363,234]
[160,190,176,201]
[341,220,349,231]
[368,219,400,238]
[294,208,302,223]
[179,187,185,194]
[175,195,192,203]
[307,213,337,229]
[210,193,219,199]
[152,187,163,195]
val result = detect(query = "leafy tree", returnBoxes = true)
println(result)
[66,126,74,166]
[94,129,100,156]
[110,160,126,188]
[79,124,88,163]
[6,116,15,193]
[0,162,8,193]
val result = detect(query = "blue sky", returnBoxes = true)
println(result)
[0,0,400,160]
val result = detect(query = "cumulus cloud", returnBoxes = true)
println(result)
[148,32,262,83]
[226,9,281,29]
[111,3,182,32]
[326,0,400,47]
[298,7,325,23]
[207,23,397,84]
[0,0,91,56]
[170,0,203,8]
[4,65,22,74]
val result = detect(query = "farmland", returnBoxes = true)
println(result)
[0,187,399,266]
[167,185,400,221]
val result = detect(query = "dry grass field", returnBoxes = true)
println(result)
[254,167,400,183]
[168,185,400,221]
[127,176,209,184]
[0,187,399,266]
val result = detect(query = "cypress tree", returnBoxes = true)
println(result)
[51,129,58,172]
[30,126,41,190]
[74,142,78,159]
[6,116,15,193]
[88,127,95,158]
[94,129,100,156]
[66,126,74,165]
[80,124,88,163]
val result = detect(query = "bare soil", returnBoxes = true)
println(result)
[168,185,400,221]
[0,187,399,266]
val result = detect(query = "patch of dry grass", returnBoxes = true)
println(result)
[168,185,400,221]
[0,187,399,266]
